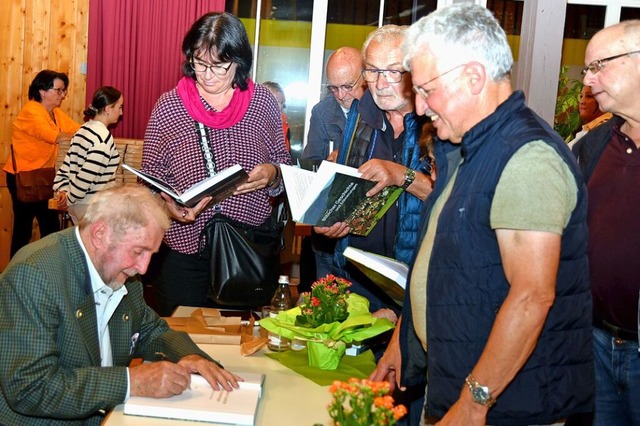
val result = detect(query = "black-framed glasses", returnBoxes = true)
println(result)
[412,64,466,100]
[49,87,67,95]
[362,68,407,84]
[581,50,640,76]
[327,73,362,94]
[189,60,233,76]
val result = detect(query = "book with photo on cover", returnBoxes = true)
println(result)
[124,372,265,425]
[122,163,248,208]
[344,246,408,306]
[280,161,403,236]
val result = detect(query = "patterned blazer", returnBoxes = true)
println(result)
[0,228,213,425]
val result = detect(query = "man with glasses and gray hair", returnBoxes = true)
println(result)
[572,20,640,426]
[314,25,433,316]
[370,4,593,425]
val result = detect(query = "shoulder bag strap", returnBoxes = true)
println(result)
[10,145,19,173]
[195,121,217,178]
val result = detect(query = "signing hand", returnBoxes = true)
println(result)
[129,360,194,398]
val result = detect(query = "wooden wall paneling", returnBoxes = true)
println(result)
[0,0,88,272]
[0,0,26,164]
[0,0,27,271]
[71,0,88,120]
[26,0,51,76]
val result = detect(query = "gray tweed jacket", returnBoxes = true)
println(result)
[0,227,212,425]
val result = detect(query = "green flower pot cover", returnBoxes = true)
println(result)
[307,340,346,370]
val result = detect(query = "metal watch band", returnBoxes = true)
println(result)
[465,374,496,407]
[401,168,416,189]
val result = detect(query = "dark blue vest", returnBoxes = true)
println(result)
[402,91,593,425]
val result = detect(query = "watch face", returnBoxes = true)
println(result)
[472,386,490,403]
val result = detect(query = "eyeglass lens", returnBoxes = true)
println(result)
[362,69,404,83]
[191,61,230,76]
[327,74,361,93]
[581,50,640,76]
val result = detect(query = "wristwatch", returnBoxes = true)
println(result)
[465,374,496,407]
[401,168,416,189]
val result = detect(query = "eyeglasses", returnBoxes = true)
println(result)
[362,68,407,84]
[189,60,233,76]
[412,64,466,100]
[49,87,67,95]
[327,74,362,94]
[581,50,640,76]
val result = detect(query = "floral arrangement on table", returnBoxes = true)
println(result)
[295,274,351,328]
[260,274,395,370]
[327,378,407,426]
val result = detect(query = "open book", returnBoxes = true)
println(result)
[280,161,403,236]
[122,164,248,208]
[344,246,408,306]
[124,372,265,425]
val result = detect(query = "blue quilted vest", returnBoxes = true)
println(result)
[404,91,593,424]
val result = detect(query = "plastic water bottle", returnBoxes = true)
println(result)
[267,275,293,351]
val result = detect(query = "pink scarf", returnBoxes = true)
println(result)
[176,77,254,129]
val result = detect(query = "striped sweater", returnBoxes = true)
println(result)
[53,120,120,204]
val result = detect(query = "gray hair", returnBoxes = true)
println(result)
[262,81,284,97]
[362,25,408,60]
[403,3,513,81]
[79,185,170,239]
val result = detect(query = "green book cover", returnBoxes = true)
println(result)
[281,162,403,237]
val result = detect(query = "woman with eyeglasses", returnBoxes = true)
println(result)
[53,86,124,223]
[141,12,291,316]
[3,69,80,257]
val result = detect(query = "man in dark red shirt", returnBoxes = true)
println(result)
[573,19,640,426]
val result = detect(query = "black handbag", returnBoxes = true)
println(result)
[199,213,284,307]
[193,121,285,307]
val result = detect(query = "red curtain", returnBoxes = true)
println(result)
[87,0,225,139]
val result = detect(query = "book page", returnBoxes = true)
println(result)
[179,164,248,207]
[344,246,408,306]
[280,165,317,220]
[300,161,364,216]
[121,164,181,198]
[314,160,361,181]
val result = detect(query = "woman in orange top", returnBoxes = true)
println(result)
[3,70,80,257]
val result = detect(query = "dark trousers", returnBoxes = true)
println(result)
[144,243,217,317]
[6,172,60,258]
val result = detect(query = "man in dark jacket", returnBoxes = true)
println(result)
[371,4,593,425]
[302,46,368,281]
[573,20,640,426]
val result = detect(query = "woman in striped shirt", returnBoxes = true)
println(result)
[54,86,124,223]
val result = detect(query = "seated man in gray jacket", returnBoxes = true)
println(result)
[0,185,240,425]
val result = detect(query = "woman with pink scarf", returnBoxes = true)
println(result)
[141,12,291,316]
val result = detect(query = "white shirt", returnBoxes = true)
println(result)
[75,227,128,366]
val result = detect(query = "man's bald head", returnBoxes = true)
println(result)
[325,47,366,109]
